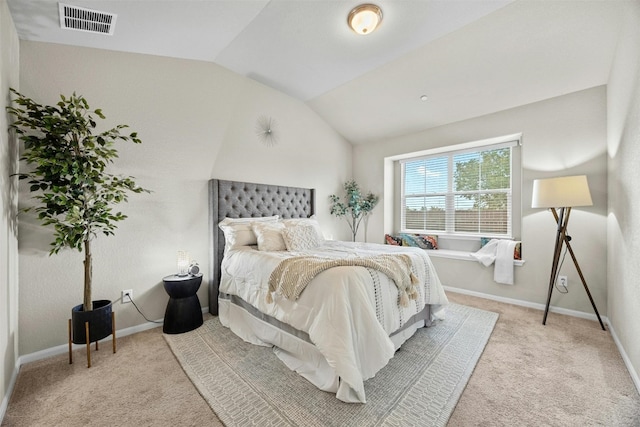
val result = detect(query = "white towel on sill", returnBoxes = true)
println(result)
[494,240,518,285]
[470,239,518,285]
[470,239,500,267]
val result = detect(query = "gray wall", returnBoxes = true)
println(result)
[0,0,19,416]
[607,0,640,391]
[16,41,353,355]
[353,86,608,316]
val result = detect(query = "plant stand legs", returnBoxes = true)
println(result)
[112,312,117,354]
[68,312,117,368]
[68,319,72,364]
[85,322,91,368]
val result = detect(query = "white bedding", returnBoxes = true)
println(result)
[218,240,448,403]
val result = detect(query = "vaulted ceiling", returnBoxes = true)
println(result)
[7,0,626,145]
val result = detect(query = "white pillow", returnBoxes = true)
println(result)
[252,221,287,252]
[282,224,322,251]
[218,216,279,252]
[281,216,324,241]
[219,215,279,225]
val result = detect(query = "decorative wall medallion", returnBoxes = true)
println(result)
[256,115,278,147]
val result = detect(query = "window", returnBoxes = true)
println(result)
[400,136,520,239]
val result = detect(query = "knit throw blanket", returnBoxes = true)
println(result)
[267,254,419,307]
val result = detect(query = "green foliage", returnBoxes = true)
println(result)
[329,180,379,241]
[453,148,510,209]
[7,88,150,310]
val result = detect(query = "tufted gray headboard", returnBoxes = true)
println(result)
[208,179,316,315]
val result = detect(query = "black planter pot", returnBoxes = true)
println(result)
[71,300,113,345]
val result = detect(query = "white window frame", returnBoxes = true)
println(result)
[398,134,522,242]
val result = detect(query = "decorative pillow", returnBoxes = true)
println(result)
[218,215,279,252]
[421,235,439,250]
[282,224,321,251]
[514,242,522,260]
[281,215,324,241]
[386,233,438,249]
[385,234,402,246]
[252,221,287,252]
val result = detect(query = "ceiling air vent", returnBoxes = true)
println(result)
[59,3,117,35]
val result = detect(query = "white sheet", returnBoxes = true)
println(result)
[218,240,448,403]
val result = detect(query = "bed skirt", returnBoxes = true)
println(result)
[218,292,432,401]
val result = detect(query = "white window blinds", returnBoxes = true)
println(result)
[401,139,519,238]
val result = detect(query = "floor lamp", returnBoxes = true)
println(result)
[531,175,605,331]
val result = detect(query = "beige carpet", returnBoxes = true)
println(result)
[164,303,497,426]
[3,292,640,426]
[448,293,640,426]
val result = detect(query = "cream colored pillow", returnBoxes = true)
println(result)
[281,216,324,241]
[282,224,322,251]
[252,221,287,251]
[218,216,279,252]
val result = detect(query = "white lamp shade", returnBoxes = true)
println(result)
[531,175,593,208]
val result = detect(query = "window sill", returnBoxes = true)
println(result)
[425,249,525,266]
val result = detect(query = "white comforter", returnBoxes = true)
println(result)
[218,240,448,403]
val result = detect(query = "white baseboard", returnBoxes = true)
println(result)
[0,358,19,424]
[1,305,210,423]
[607,320,640,396]
[444,285,609,323]
[18,318,163,366]
[19,305,209,365]
[444,286,640,395]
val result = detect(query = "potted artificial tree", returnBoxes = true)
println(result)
[329,180,379,242]
[7,88,149,350]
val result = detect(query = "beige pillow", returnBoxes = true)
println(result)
[218,216,279,252]
[281,216,324,241]
[252,221,287,251]
[282,224,322,251]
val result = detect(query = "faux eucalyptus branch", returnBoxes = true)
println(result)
[7,88,150,311]
[329,180,379,242]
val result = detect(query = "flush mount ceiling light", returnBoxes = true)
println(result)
[348,4,383,35]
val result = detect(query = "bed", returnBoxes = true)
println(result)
[208,179,448,403]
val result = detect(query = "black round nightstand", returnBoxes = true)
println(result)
[162,273,203,334]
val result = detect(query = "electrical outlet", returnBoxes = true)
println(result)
[557,276,568,288]
[122,289,133,303]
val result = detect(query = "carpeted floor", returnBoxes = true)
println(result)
[3,292,640,426]
[164,303,497,426]
[448,293,640,427]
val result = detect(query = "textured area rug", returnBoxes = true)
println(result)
[164,303,498,427]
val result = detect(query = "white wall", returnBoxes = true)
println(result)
[353,86,608,316]
[17,41,352,355]
[0,0,19,417]
[607,1,640,388]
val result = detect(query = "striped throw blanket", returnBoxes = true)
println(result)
[267,254,419,307]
